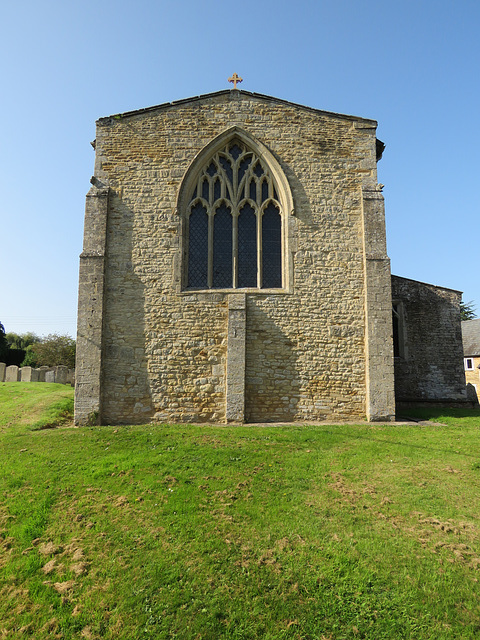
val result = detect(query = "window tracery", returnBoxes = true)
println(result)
[185,140,283,290]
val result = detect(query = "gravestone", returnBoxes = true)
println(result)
[55,366,68,385]
[20,367,29,382]
[6,365,20,382]
[21,367,36,382]
[45,370,56,383]
[37,366,49,382]
[0,362,5,382]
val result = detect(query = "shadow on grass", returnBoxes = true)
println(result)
[318,406,480,459]
[400,406,480,420]
[323,430,480,459]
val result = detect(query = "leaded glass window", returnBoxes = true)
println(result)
[186,140,283,289]
[238,203,257,288]
[187,203,208,288]
[212,203,233,288]
[262,203,282,288]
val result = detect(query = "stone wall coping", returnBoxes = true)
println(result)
[97,89,378,128]
[392,274,462,295]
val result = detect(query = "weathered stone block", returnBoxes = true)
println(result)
[0,362,5,382]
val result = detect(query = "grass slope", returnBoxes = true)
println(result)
[1,384,480,639]
[0,382,74,433]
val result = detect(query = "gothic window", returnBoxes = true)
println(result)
[185,140,283,289]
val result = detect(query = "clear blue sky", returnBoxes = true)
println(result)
[1,0,479,337]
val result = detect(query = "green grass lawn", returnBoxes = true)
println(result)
[1,383,480,639]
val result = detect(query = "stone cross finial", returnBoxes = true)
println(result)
[228,73,243,89]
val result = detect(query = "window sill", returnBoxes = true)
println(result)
[178,287,291,296]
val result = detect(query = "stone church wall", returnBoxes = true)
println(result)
[392,276,467,404]
[76,91,395,424]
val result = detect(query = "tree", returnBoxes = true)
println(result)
[21,345,38,368]
[6,332,40,350]
[2,331,41,366]
[460,300,477,321]
[0,322,8,361]
[31,334,76,369]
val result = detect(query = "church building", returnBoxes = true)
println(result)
[75,87,467,425]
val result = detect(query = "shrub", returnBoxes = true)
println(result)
[31,334,76,368]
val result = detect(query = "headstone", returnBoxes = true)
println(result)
[45,370,56,383]
[466,382,478,402]
[21,367,34,382]
[66,369,75,385]
[31,369,39,382]
[5,365,20,382]
[55,365,68,385]
[37,366,49,382]
[0,362,5,382]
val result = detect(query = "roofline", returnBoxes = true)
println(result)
[392,274,463,295]
[97,89,378,127]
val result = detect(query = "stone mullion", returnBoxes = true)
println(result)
[257,173,264,287]
[238,163,251,204]
[231,152,242,290]
[232,209,238,289]
[215,161,230,203]
[209,176,214,205]
[207,206,214,289]
[184,211,191,288]
[221,174,227,200]
[257,206,263,288]
[232,156,239,199]
[243,160,254,203]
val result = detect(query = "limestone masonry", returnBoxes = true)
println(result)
[75,90,467,425]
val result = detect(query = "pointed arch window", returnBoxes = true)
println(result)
[185,140,283,289]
